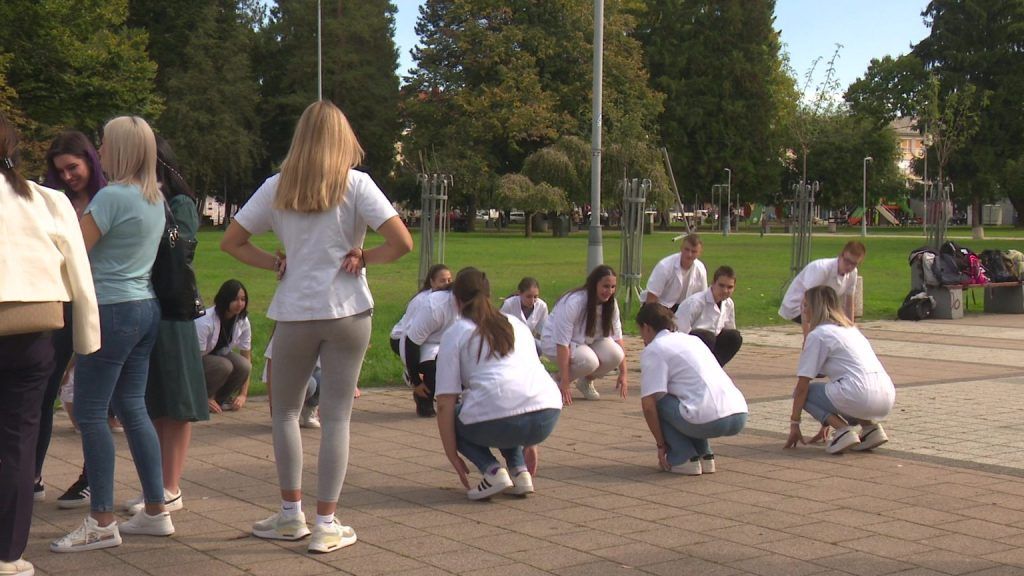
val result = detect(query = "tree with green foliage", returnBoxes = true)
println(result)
[130,0,263,204]
[404,0,664,220]
[845,54,930,127]
[0,0,161,175]
[258,0,402,185]
[635,0,796,207]
[494,173,569,237]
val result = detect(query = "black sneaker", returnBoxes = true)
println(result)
[57,474,90,509]
[33,480,45,502]
[414,395,436,418]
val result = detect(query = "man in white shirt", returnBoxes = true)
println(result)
[778,241,866,327]
[675,266,741,366]
[641,234,708,311]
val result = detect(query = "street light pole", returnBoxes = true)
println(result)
[862,156,873,237]
[317,0,323,101]
[723,168,731,237]
[586,0,605,273]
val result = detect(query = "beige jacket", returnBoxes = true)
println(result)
[0,180,100,354]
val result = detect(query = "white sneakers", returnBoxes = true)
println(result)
[852,423,889,451]
[505,470,535,496]
[575,380,600,401]
[308,520,357,554]
[51,516,122,553]
[670,457,703,476]
[124,489,183,516]
[252,511,312,541]
[0,557,34,576]
[467,468,514,500]
[826,425,862,454]
[252,511,358,554]
[119,510,175,536]
[300,405,321,429]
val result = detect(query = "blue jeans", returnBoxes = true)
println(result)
[456,408,560,473]
[656,395,747,466]
[75,299,163,512]
[803,381,863,426]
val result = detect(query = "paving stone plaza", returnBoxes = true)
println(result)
[25,314,1024,575]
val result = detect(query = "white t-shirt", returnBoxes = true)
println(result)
[797,324,895,421]
[194,307,252,355]
[675,287,736,334]
[404,290,459,363]
[540,290,622,358]
[500,295,549,338]
[639,330,748,424]
[390,289,431,340]
[435,315,562,425]
[779,257,858,320]
[233,170,398,321]
[641,254,708,307]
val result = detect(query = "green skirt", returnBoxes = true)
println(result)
[147,318,210,422]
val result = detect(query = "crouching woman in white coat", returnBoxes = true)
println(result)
[785,286,895,454]
[435,268,562,501]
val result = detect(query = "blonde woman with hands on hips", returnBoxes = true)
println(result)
[221,100,412,554]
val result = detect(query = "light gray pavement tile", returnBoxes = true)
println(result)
[755,537,848,561]
[586,541,685,567]
[322,550,423,575]
[552,560,655,576]
[641,556,745,576]
[502,545,600,570]
[937,518,1024,540]
[676,538,770,563]
[728,553,830,576]
[809,551,914,576]
[840,535,935,559]
[860,519,950,541]
[142,560,248,576]
[917,532,1016,556]
[782,522,876,544]
[897,550,1000,575]
[417,548,515,573]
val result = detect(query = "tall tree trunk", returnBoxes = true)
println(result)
[971,197,984,240]
[525,210,533,238]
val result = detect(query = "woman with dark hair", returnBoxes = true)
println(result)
[1,113,100,575]
[194,279,252,414]
[499,277,549,349]
[34,131,108,510]
[435,268,561,500]
[390,263,451,415]
[785,286,895,454]
[121,136,209,516]
[540,265,628,404]
[635,304,747,476]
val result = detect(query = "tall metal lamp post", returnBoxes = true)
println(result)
[861,156,873,237]
[723,168,732,237]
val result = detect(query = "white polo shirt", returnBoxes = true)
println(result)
[194,307,252,355]
[675,287,736,335]
[798,324,895,421]
[639,330,748,424]
[233,170,398,322]
[390,289,431,340]
[500,295,549,338]
[640,253,707,307]
[403,290,459,363]
[540,290,622,358]
[779,257,858,320]
[436,315,562,425]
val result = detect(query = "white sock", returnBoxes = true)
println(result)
[280,500,302,518]
[316,513,335,526]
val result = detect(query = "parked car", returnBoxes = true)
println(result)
[509,210,526,224]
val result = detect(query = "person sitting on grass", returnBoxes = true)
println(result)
[784,286,894,454]
[674,265,742,367]
[194,279,252,414]
[635,304,747,476]
[435,268,561,500]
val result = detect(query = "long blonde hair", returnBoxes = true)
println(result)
[101,116,160,204]
[803,286,854,331]
[274,100,365,212]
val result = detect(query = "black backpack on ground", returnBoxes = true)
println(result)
[897,289,935,321]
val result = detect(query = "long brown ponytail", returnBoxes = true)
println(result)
[452,267,514,360]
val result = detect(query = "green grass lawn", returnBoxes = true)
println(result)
[194,225,1023,392]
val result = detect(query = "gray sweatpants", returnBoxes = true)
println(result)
[269,312,371,502]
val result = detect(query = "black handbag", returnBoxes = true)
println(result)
[151,200,205,321]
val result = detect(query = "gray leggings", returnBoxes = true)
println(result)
[270,312,371,502]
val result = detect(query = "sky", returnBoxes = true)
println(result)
[392,0,932,95]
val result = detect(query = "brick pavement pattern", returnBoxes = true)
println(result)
[24,314,1024,575]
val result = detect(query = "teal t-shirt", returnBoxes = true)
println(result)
[84,183,165,304]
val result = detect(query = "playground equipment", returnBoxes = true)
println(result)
[876,204,900,226]
[619,178,650,316]
[417,173,451,288]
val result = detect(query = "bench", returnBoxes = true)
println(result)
[926,281,1024,319]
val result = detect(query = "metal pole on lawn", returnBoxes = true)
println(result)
[862,156,872,237]
[723,168,731,237]
[317,0,322,101]
[586,0,605,274]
